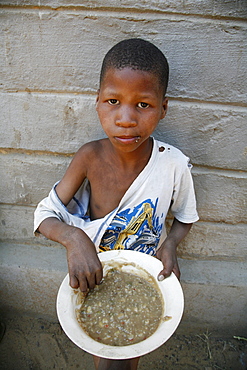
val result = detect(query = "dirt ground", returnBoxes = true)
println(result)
[0,311,246,370]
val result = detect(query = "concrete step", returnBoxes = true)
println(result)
[0,242,247,335]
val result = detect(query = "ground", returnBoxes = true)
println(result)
[0,311,246,370]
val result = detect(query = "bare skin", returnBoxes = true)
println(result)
[38,68,193,370]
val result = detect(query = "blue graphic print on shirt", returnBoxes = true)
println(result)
[99,198,163,255]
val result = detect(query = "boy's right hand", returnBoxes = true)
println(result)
[65,227,103,292]
[38,218,103,292]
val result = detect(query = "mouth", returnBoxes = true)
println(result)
[114,136,140,144]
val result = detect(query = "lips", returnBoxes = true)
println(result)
[114,136,140,144]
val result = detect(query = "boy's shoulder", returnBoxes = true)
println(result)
[154,138,190,164]
[71,139,108,174]
[76,138,107,157]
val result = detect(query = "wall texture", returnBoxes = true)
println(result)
[0,1,247,333]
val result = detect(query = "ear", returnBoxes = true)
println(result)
[160,97,168,119]
[95,89,100,109]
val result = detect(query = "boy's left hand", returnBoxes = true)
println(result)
[156,243,180,281]
[156,219,192,281]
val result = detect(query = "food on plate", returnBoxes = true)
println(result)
[76,267,164,346]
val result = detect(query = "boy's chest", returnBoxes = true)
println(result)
[87,164,143,220]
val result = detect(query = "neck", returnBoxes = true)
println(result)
[108,137,153,170]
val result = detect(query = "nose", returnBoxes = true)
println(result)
[115,105,137,127]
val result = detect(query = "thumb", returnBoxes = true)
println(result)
[158,266,180,282]
[157,267,172,282]
[158,260,181,281]
[157,257,174,281]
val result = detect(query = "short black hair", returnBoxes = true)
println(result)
[100,38,169,96]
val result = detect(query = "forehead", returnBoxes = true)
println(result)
[100,67,162,95]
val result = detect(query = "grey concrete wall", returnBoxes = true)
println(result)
[0,1,247,333]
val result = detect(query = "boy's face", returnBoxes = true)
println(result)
[96,67,168,153]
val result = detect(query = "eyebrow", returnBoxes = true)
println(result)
[102,89,156,100]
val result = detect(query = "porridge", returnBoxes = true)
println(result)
[77,268,163,346]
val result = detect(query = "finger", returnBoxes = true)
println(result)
[157,268,172,281]
[158,260,174,281]
[95,266,103,286]
[85,264,103,290]
[158,257,174,280]
[86,273,98,291]
[69,274,79,289]
[80,278,89,293]
[158,263,181,282]
[78,275,90,293]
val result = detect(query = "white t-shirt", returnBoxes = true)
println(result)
[34,139,199,254]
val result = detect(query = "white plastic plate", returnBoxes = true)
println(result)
[56,250,184,359]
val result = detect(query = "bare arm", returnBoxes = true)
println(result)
[156,218,192,280]
[37,144,103,292]
[55,145,91,206]
[38,217,103,292]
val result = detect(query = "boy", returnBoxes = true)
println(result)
[34,39,199,370]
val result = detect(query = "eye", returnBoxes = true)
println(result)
[108,99,119,105]
[137,102,149,109]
